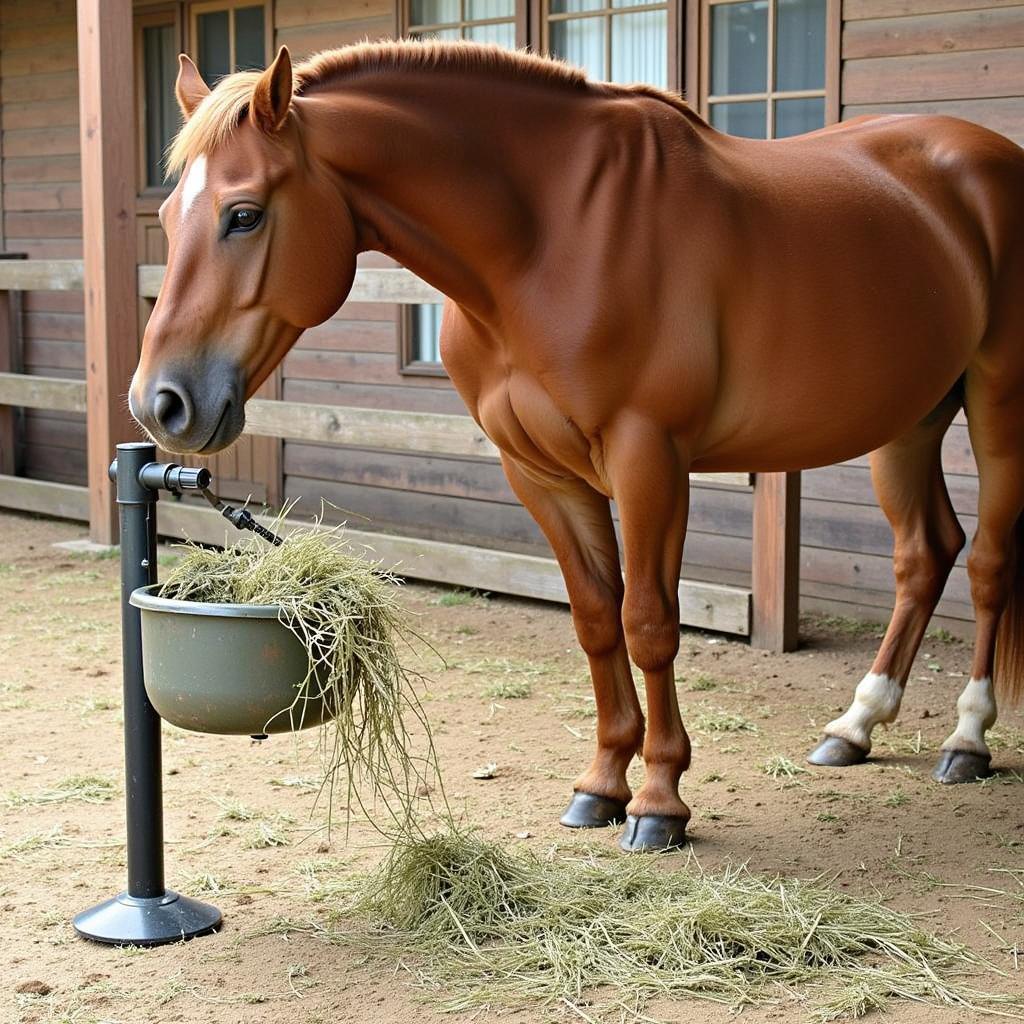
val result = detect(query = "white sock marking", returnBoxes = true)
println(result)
[180,154,207,220]
[824,672,904,751]
[941,677,997,756]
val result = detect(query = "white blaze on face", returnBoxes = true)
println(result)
[941,677,997,756]
[180,154,208,221]
[824,672,904,752]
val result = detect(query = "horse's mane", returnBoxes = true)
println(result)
[167,39,696,176]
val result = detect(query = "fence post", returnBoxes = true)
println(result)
[751,471,801,652]
[77,0,138,545]
[0,254,26,478]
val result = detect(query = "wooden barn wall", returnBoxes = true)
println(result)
[0,0,86,486]
[842,0,1024,146]
[0,0,1015,630]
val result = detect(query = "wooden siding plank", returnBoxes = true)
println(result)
[1,70,78,104]
[844,6,1024,59]
[842,96,1024,143]
[295,318,398,353]
[2,97,81,131]
[843,48,1024,104]
[844,0,1024,19]
[2,126,81,158]
[5,210,82,239]
[3,155,81,184]
[276,18,397,57]
[3,183,82,212]
[273,0,394,28]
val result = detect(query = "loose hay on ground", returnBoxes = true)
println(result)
[336,830,1023,1022]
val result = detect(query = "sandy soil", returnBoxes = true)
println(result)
[0,508,1021,1024]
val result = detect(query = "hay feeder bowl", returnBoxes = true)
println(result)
[130,584,334,736]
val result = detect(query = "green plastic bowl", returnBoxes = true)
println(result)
[129,584,335,735]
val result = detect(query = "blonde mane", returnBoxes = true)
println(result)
[167,39,695,176]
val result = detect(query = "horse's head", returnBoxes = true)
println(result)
[131,48,357,454]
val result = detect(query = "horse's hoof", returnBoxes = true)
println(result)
[932,749,991,784]
[619,813,689,852]
[560,791,628,829]
[806,735,868,767]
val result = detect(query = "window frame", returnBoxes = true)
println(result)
[134,4,184,202]
[188,0,272,82]
[537,0,680,92]
[399,306,451,377]
[687,0,839,136]
[401,0,530,47]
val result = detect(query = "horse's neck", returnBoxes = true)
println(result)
[298,70,608,318]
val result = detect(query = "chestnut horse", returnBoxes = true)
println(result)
[130,41,1024,850]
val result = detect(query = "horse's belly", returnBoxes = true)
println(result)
[693,335,968,472]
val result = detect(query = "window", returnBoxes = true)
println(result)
[135,3,268,194]
[700,0,832,138]
[190,2,268,84]
[545,0,671,89]
[408,0,518,47]
[136,9,182,192]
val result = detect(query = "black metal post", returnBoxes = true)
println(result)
[73,442,221,945]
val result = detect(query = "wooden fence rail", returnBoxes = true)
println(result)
[0,258,801,648]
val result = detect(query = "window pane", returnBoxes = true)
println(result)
[710,1,768,96]
[550,0,604,15]
[611,10,667,87]
[776,0,825,91]
[410,0,459,24]
[234,6,265,71]
[550,17,606,79]
[774,96,824,137]
[466,0,515,18]
[710,100,767,138]
[412,26,461,38]
[197,10,231,83]
[143,23,179,187]
[412,305,443,363]
[465,21,517,46]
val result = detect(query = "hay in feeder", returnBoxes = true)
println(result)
[342,829,1020,1021]
[157,523,440,833]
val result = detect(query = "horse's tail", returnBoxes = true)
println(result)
[995,513,1024,706]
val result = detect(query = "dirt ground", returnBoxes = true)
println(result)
[0,508,1022,1024]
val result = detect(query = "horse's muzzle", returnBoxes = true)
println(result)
[131,370,244,455]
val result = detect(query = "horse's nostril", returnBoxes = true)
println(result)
[152,386,193,437]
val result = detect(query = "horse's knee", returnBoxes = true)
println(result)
[622,590,680,671]
[570,579,623,657]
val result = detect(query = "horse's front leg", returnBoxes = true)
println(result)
[500,456,645,827]
[605,421,691,851]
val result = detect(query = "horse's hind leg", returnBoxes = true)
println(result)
[935,362,1024,782]
[499,456,645,827]
[808,389,964,767]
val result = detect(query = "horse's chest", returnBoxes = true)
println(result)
[474,373,605,489]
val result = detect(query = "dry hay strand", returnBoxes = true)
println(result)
[340,829,1023,1022]
[158,520,443,835]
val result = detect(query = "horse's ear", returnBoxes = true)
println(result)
[175,54,210,120]
[251,46,293,134]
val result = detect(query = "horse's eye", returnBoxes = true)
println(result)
[227,207,262,233]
